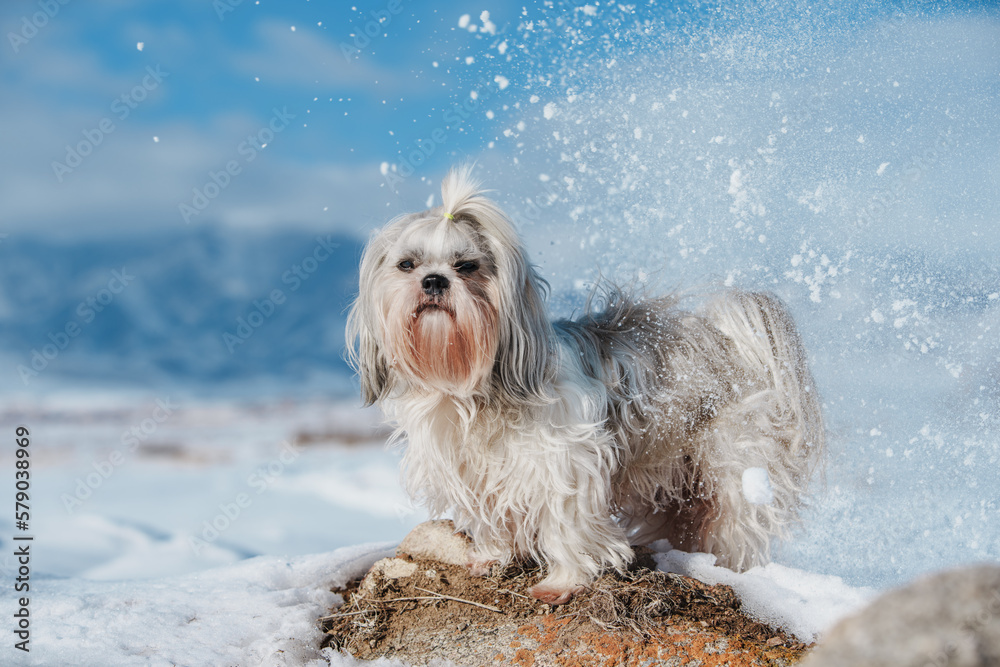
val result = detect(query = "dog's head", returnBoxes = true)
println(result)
[347,166,552,404]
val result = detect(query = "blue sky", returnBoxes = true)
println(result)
[1,0,997,259]
[1,0,545,238]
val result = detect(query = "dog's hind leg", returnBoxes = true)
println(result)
[690,290,825,571]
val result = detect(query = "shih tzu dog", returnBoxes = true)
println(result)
[347,166,825,605]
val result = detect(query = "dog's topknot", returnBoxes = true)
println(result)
[440,164,483,221]
[436,166,526,257]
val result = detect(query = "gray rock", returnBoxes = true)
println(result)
[802,564,1000,667]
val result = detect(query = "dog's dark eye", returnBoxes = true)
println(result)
[455,261,479,274]
[397,260,415,272]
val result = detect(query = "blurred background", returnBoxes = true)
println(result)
[0,0,998,590]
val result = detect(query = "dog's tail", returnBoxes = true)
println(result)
[697,289,826,570]
[706,290,825,457]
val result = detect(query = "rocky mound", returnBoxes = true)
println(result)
[800,564,1000,667]
[320,521,810,666]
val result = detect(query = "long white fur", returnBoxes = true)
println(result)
[346,166,825,603]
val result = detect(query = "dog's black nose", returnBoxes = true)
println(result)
[422,274,450,296]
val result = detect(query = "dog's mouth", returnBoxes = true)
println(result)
[414,301,454,317]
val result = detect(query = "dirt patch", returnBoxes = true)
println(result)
[293,425,394,447]
[320,526,812,666]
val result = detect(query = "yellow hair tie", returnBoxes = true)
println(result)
[444,213,455,220]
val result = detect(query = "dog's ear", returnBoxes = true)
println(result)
[349,314,389,406]
[493,249,553,404]
[346,237,392,406]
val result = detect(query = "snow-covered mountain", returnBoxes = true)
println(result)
[0,228,364,395]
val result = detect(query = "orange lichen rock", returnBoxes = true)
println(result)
[322,543,809,666]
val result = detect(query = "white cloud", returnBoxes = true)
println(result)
[0,14,425,238]
[0,97,393,238]
[228,19,411,89]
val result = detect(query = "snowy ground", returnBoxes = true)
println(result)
[0,394,878,666]
[0,392,879,666]
[0,395,427,582]
[0,394,430,665]
[11,543,874,667]
[20,545,395,667]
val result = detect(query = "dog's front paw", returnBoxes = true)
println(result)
[528,581,585,605]
[529,567,588,605]
[465,554,498,577]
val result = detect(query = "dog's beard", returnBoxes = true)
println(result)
[383,284,499,393]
